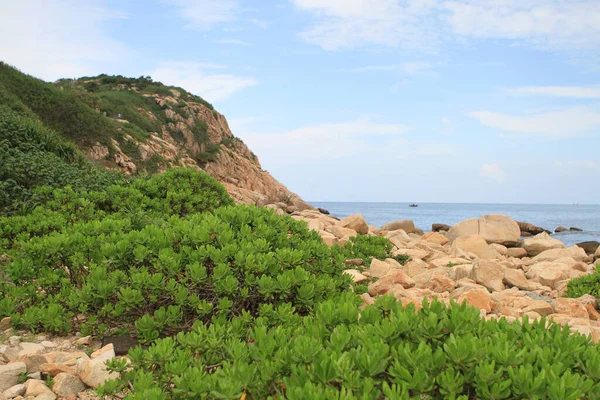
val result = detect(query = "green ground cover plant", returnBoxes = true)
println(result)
[567,265,600,299]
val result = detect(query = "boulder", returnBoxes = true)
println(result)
[555,226,567,233]
[552,298,589,319]
[18,343,45,358]
[429,256,471,269]
[0,362,26,392]
[576,241,600,255]
[452,235,495,260]
[381,220,416,234]
[368,270,415,296]
[421,232,449,246]
[432,223,451,232]
[393,248,429,261]
[78,359,119,389]
[570,227,583,232]
[521,232,565,257]
[517,221,546,236]
[90,344,115,362]
[469,260,505,292]
[317,207,330,215]
[2,383,25,398]
[490,243,508,256]
[51,373,86,397]
[23,379,54,398]
[0,317,10,332]
[532,246,587,262]
[328,225,357,240]
[526,262,571,289]
[456,288,492,313]
[343,269,368,283]
[401,260,429,278]
[39,363,76,377]
[503,268,532,290]
[596,246,600,259]
[446,219,479,243]
[523,300,554,316]
[369,259,392,278]
[506,248,527,258]
[337,214,368,235]
[478,214,521,246]
[385,229,411,245]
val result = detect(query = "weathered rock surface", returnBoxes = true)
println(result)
[381,220,416,234]
[576,241,600,255]
[517,221,546,236]
[432,223,450,232]
[452,235,495,260]
[337,214,369,235]
[52,373,86,397]
[447,215,520,246]
[521,232,566,257]
[0,362,26,392]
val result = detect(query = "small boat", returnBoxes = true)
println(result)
[409,204,418,208]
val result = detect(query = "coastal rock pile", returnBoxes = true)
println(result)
[292,211,600,342]
[0,331,122,400]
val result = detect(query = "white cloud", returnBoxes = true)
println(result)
[165,0,240,30]
[292,0,600,56]
[507,86,600,99]
[480,164,508,183]
[469,107,600,137]
[214,38,252,46]
[0,1,128,81]
[148,62,257,102]
[554,160,598,169]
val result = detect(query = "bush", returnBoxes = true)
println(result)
[100,297,600,399]
[567,265,600,299]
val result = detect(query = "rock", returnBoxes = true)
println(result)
[39,364,76,377]
[320,232,337,247]
[490,243,508,256]
[78,359,120,389]
[446,218,479,243]
[20,355,47,373]
[457,288,492,313]
[478,214,521,246]
[337,214,368,235]
[328,225,357,240]
[585,304,600,321]
[425,272,456,293]
[393,248,429,261]
[24,379,54,398]
[90,344,115,362]
[369,259,392,278]
[596,246,600,259]
[385,229,411,244]
[72,336,92,346]
[344,259,363,266]
[381,220,415,234]
[506,248,527,258]
[521,232,566,257]
[51,373,86,397]
[503,268,531,290]
[570,227,583,232]
[0,363,26,392]
[401,260,429,278]
[469,260,505,292]
[432,223,450,232]
[552,298,589,319]
[532,246,587,262]
[18,343,44,359]
[452,235,495,260]
[421,232,448,246]
[317,207,330,215]
[39,342,56,349]
[517,221,546,236]
[576,241,600,255]
[0,318,10,332]
[429,256,471,269]
[523,300,554,316]
[34,392,57,400]
[555,226,567,233]
[368,270,415,296]
[2,383,25,398]
[343,269,369,284]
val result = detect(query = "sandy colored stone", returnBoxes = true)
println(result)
[522,232,566,257]
[532,246,588,262]
[368,270,415,296]
[393,248,429,261]
[20,354,47,373]
[0,362,26,392]
[90,344,115,362]
[469,260,505,292]
[503,268,531,290]
[24,379,54,398]
[429,256,470,269]
[51,373,86,397]
[0,317,10,332]
[78,359,120,389]
[553,298,589,319]
[320,232,337,247]
[401,260,429,278]
[337,214,368,235]
[457,288,492,313]
[585,303,600,321]
[452,235,495,260]
[18,343,45,359]
[39,363,77,377]
[369,259,391,278]
[343,269,368,284]
[506,248,527,258]
[72,336,92,346]
[381,220,416,234]
[421,232,449,246]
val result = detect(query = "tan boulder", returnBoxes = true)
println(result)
[393,248,429,261]
[328,225,357,240]
[526,262,571,289]
[453,264,474,281]
[506,247,527,258]
[24,379,54,398]
[51,373,86,397]
[337,214,368,235]
[478,214,521,246]
[386,229,411,247]
[343,269,369,284]
[39,363,76,376]
[469,260,505,292]
[369,259,391,278]
[457,288,492,313]
[552,298,589,319]
[446,218,479,243]
[532,246,588,262]
[368,270,415,296]
[426,272,456,293]
[490,243,508,256]
[401,260,429,278]
[421,232,449,246]
[523,300,553,316]
[381,220,416,234]
[78,359,120,389]
[429,256,470,269]
[595,246,600,259]
[307,219,325,232]
[0,363,27,392]
[320,232,337,247]
[585,303,600,321]
[503,268,532,290]
[521,232,566,257]
[452,235,495,260]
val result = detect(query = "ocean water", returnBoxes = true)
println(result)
[310,202,600,247]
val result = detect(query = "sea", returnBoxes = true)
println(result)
[310,202,600,247]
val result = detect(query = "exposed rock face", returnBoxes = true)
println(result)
[521,232,566,257]
[381,220,416,234]
[576,241,600,255]
[446,215,520,246]
[517,221,546,236]
[432,223,450,232]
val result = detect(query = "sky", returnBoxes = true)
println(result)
[1,0,600,204]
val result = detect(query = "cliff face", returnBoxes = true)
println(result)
[47,75,311,210]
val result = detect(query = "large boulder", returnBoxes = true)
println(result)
[0,362,27,392]
[596,246,600,260]
[469,260,505,292]
[521,232,566,256]
[451,235,495,260]
[532,246,587,262]
[421,232,449,246]
[337,214,368,235]
[432,223,451,232]
[447,215,520,246]
[576,241,600,255]
[456,288,492,313]
[517,221,546,236]
[381,220,415,234]
[368,270,415,296]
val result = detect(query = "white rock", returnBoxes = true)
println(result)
[51,373,86,397]
[78,359,119,389]
[2,383,25,398]
[0,362,26,392]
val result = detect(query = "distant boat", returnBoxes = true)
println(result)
[409,204,418,208]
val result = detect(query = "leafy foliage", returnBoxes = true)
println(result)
[567,264,600,299]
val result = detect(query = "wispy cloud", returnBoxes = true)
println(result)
[469,106,600,137]
[148,62,257,102]
[554,160,598,169]
[480,164,508,183]
[214,38,252,46]
[165,0,240,30]
[292,0,600,57]
[506,86,600,99]
[0,1,129,81]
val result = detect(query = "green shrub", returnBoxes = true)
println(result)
[568,265,600,299]
[331,235,395,265]
[99,297,600,399]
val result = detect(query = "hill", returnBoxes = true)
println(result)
[0,62,310,210]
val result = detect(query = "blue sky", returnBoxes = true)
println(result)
[2,0,600,204]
